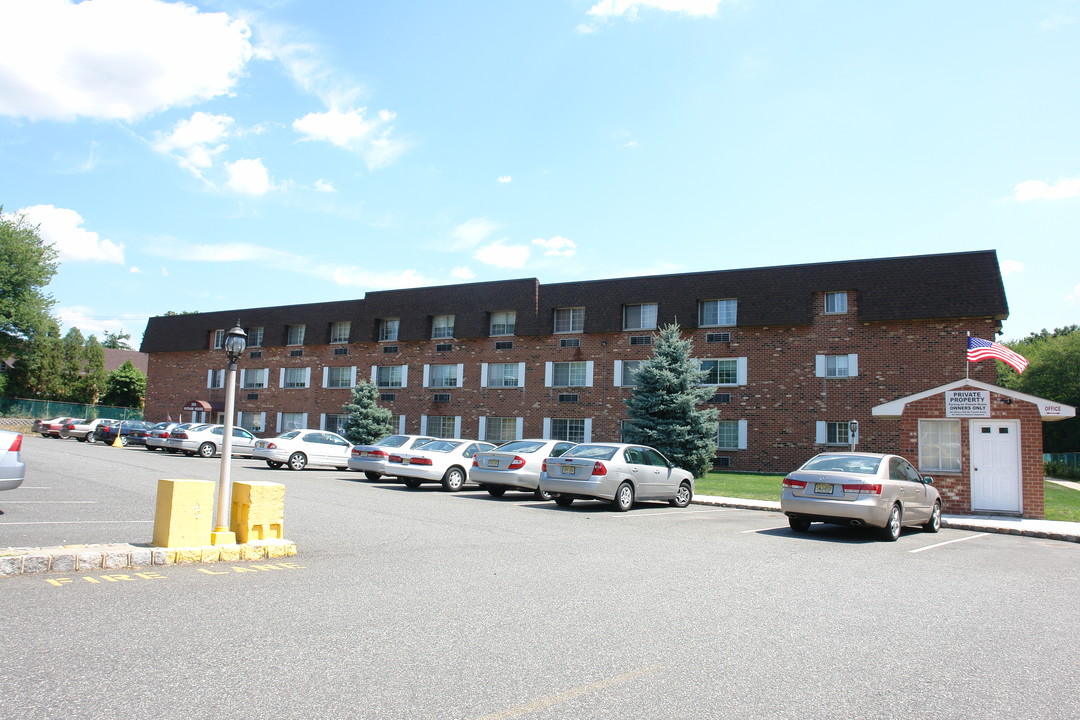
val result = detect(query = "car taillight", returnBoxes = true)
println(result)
[9,434,22,453]
[64,423,75,430]
[541,459,548,472]
[388,454,402,463]
[471,458,479,467]
[842,483,883,495]
[592,461,607,476]
[174,432,188,439]
[161,432,170,438]
[508,456,526,470]
[782,477,807,489]
[265,442,278,450]
[411,457,433,466]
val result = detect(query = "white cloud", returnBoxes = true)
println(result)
[1013,177,1080,202]
[152,111,234,177]
[314,179,337,193]
[293,108,407,169]
[1042,14,1077,30]
[225,158,274,195]
[129,266,142,274]
[474,241,531,269]
[451,218,500,249]
[533,236,578,258]
[1068,284,1080,304]
[1000,260,1024,276]
[497,176,513,184]
[451,266,476,280]
[0,0,253,121]
[587,0,726,18]
[13,204,124,263]
[55,304,141,339]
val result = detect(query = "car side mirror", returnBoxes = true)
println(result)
[923,476,934,485]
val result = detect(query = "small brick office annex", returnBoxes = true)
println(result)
[140,250,1008,475]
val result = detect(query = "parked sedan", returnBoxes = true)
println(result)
[538,443,695,511]
[390,439,497,491]
[32,417,65,436]
[43,417,82,438]
[59,418,113,443]
[471,439,577,500]
[253,429,353,471]
[348,434,439,480]
[166,424,258,458]
[144,422,183,451]
[93,420,154,446]
[780,452,942,541]
[0,429,25,492]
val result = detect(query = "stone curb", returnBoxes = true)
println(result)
[0,539,297,578]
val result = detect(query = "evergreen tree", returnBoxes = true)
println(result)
[101,360,146,408]
[77,335,108,406]
[624,323,718,477]
[101,330,133,349]
[341,379,395,444]
[59,327,85,399]
[6,320,63,399]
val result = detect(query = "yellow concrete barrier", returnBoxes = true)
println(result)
[230,481,285,543]
[151,479,215,548]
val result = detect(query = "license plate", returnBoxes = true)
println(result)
[814,483,833,494]
[563,465,576,475]
[486,459,499,467]
[405,458,414,464]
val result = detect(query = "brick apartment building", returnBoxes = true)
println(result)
[140,250,1008,473]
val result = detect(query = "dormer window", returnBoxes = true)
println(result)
[824,292,848,314]
[432,314,455,339]
[698,299,737,327]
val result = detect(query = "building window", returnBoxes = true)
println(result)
[212,329,224,349]
[379,318,399,342]
[426,416,457,438]
[717,420,741,450]
[486,363,521,388]
[817,421,852,445]
[240,368,268,389]
[325,366,354,389]
[432,314,455,339]
[484,417,519,443]
[282,367,310,389]
[428,364,459,388]
[287,324,306,346]
[549,418,587,444]
[620,420,637,443]
[698,299,737,327]
[554,307,584,334]
[825,291,848,314]
[280,413,306,432]
[490,311,516,336]
[330,321,351,344]
[816,354,858,378]
[207,369,224,389]
[324,413,348,435]
[700,359,743,386]
[247,326,264,347]
[376,366,404,388]
[550,361,589,387]
[623,303,658,331]
[238,412,265,434]
[919,419,961,472]
[619,360,642,387]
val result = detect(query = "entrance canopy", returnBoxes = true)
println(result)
[872,379,1075,421]
[182,400,224,413]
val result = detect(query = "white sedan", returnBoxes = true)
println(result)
[470,439,578,500]
[348,434,438,480]
[0,429,25,491]
[166,424,258,458]
[253,429,353,471]
[389,439,497,491]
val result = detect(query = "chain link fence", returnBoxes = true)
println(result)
[0,397,143,425]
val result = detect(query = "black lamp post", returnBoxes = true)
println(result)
[212,324,247,545]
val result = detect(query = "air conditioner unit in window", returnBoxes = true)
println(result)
[382,345,398,354]
[558,394,579,403]
[435,343,452,352]
[706,332,732,343]
[290,349,304,357]
[433,393,451,403]
[560,338,580,348]
[333,347,348,355]
[494,341,513,350]
[380,393,396,402]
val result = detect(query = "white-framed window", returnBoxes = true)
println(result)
[919,419,961,472]
[212,329,224,349]
[432,314,455,339]
[322,413,348,435]
[490,311,516,336]
[554,307,584,334]
[240,368,268,389]
[207,369,225,389]
[324,366,356,389]
[545,361,593,388]
[279,412,307,432]
[544,418,591,444]
[238,411,265,434]
[623,303,657,331]
[425,364,462,388]
[481,362,525,388]
[815,354,859,378]
[699,358,747,386]
[378,318,399,342]
[816,421,856,445]
[280,367,311,389]
[330,321,351,344]
[698,299,737,327]
[247,326,264,347]
[824,291,848,314]
[717,420,748,450]
[479,416,521,443]
[614,360,643,387]
[422,415,459,438]
[286,324,306,346]
[374,365,406,388]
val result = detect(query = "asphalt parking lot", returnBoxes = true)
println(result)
[3,435,1080,720]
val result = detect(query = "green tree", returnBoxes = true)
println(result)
[76,335,108,406]
[5,319,63,399]
[101,330,133,349]
[1000,326,1080,452]
[59,327,86,399]
[624,324,719,477]
[341,379,395,444]
[0,208,59,362]
[101,360,146,408]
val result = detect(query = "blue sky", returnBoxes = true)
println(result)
[1,0,1077,346]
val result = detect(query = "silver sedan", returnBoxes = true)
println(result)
[780,452,942,541]
[538,443,695,511]
[0,429,25,491]
[471,439,577,500]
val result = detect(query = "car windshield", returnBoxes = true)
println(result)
[278,430,302,440]
[802,455,882,475]
[416,440,462,453]
[563,444,618,461]
[493,441,546,454]
[375,435,411,448]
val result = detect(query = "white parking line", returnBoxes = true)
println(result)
[0,520,153,525]
[742,526,788,533]
[607,508,734,518]
[1,501,98,504]
[909,533,989,553]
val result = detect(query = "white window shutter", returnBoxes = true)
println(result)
[322,367,329,388]
[401,365,409,387]
[480,364,489,387]
[544,362,553,387]
[423,365,431,388]
[276,413,283,433]
[584,418,593,443]
[737,357,748,385]
[848,354,859,377]
[815,355,826,378]
[239,369,246,387]
[613,360,623,387]
[319,413,327,430]
[397,415,406,433]
[738,419,748,450]
[542,418,551,439]
[453,416,462,437]
[456,364,465,386]
[815,421,827,444]
[304,367,312,387]
[477,416,487,440]
[301,413,309,428]
[206,370,212,388]
[585,361,594,387]
[278,369,285,388]
[350,366,357,386]
[515,417,523,438]
[420,415,428,435]
[371,365,378,382]
[517,362,526,387]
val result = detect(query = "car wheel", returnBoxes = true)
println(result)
[403,478,422,488]
[145,445,157,451]
[184,451,196,457]
[612,482,634,512]
[197,442,216,458]
[266,460,283,469]
[486,486,507,497]
[669,481,693,508]
[167,448,178,454]
[76,436,86,443]
[880,504,902,542]
[119,436,129,447]
[85,435,96,444]
[923,502,942,533]
[442,466,466,492]
[554,496,574,507]
[534,487,553,501]
[788,516,811,533]
[364,471,382,481]
[287,452,307,471]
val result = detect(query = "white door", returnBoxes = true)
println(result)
[970,420,1021,513]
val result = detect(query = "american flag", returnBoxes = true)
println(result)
[967,337,1029,374]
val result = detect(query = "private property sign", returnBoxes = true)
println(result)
[945,390,990,417]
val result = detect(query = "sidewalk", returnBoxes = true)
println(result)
[692,495,1080,543]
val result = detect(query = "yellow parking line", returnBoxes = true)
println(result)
[474,664,664,720]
